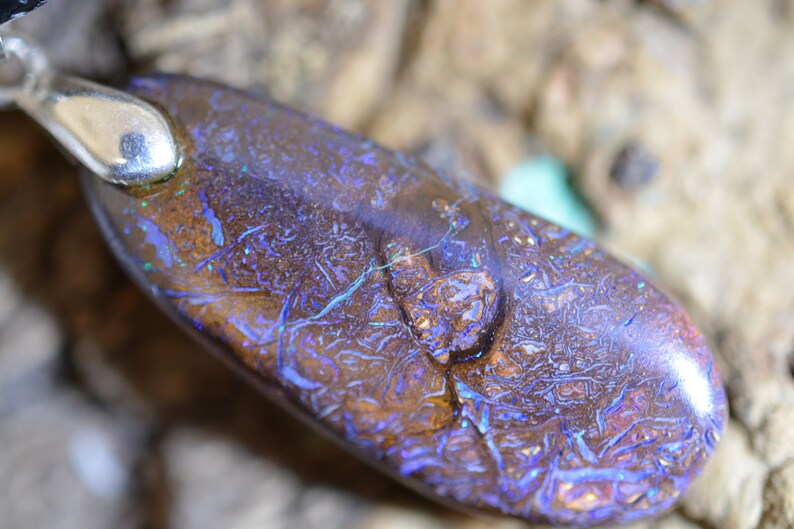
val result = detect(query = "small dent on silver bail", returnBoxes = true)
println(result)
[117,129,184,185]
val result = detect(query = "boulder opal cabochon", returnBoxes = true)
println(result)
[82,76,727,527]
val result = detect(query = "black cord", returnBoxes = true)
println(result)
[0,0,49,26]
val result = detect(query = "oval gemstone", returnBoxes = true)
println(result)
[82,76,727,527]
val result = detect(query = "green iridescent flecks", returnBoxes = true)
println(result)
[82,75,727,527]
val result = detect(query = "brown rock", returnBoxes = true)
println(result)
[759,462,794,529]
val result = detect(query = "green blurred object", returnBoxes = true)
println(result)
[499,156,596,237]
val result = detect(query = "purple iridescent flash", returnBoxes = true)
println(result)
[81,75,727,527]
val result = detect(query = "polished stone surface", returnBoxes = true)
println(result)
[82,75,727,527]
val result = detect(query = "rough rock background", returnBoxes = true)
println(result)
[1,1,793,528]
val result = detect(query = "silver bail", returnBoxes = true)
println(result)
[1,33,180,186]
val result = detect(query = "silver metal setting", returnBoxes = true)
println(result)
[0,33,180,186]
[0,32,49,107]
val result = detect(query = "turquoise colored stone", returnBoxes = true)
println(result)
[500,156,596,237]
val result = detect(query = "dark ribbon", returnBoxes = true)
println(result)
[0,0,48,26]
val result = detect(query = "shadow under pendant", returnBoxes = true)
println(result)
[82,75,727,527]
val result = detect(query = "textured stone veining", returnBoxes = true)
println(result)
[82,75,727,527]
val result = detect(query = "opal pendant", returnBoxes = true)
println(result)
[80,75,726,527]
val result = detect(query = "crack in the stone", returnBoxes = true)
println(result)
[450,289,506,366]
[373,193,512,445]
[447,199,508,368]
[445,369,463,417]
[375,230,417,348]
[377,229,504,369]
[462,407,506,496]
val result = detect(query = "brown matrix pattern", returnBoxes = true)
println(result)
[83,76,726,527]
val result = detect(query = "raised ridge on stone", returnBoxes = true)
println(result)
[81,75,728,527]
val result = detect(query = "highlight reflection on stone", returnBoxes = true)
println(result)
[82,76,727,527]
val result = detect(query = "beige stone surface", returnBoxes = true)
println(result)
[2,0,794,528]
[682,422,767,529]
[759,461,794,529]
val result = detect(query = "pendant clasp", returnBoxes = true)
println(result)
[0,31,48,107]
[0,32,181,186]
